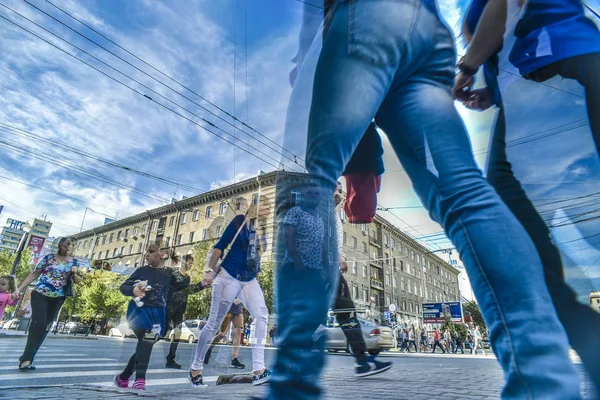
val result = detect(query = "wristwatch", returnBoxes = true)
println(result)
[457,57,479,76]
[204,268,216,274]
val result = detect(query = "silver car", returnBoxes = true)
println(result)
[167,319,204,344]
[315,316,394,355]
[108,322,136,338]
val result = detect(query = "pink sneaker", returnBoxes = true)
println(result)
[132,378,146,390]
[114,374,129,388]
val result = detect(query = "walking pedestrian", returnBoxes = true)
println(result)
[420,328,429,352]
[332,182,392,375]
[189,200,270,388]
[408,325,418,353]
[455,0,600,390]
[265,0,582,397]
[472,325,485,356]
[0,275,19,323]
[431,328,445,354]
[15,237,84,371]
[114,244,187,390]
[454,331,465,354]
[165,254,206,369]
[203,298,246,369]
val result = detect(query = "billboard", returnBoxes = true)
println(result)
[27,235,46,265]
[422,302,463,323]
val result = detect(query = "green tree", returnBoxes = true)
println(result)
[257,260,274,314]
[463,300,488,337]
[0,249,34,285]
[185,239,217,319]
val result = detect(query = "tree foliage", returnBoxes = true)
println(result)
[0,249,34,285]
[463,300,488,337]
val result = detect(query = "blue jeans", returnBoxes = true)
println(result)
[300,0,580,398]
[487,107,600,390]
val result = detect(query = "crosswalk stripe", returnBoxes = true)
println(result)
[0,357,116,363]
[0,376,219,390]
[0,368,186,381]
[0,363,126,371]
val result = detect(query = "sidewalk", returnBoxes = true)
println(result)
[0,329,98,340]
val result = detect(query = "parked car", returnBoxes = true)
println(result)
[167,319,204,344]
[108,322,136,338]
[1,318,19,330]
[60,322,89,335]
[314,316,394,355]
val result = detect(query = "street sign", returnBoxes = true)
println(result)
[383,311,392,321]
[389,304,396,312]
[422,302,463,323]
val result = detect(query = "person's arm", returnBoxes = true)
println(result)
[71,259,84,284]
[284,225,305,272]
[120,269,146,298]
[170,270,190,292]
[454,0,508,99]
[16,270,41,293]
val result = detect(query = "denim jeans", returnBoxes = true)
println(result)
[487,106,600,390]
[301,0,580,398]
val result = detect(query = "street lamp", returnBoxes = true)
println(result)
[10,222,31,275]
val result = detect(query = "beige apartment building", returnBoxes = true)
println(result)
[72,171,460,323]
[590,290,600,314]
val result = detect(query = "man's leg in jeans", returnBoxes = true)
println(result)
[487,106,600,389]
[269,266,328,400]
[557,53,600,155]
[334,274,367,364]
[304,0,580,397]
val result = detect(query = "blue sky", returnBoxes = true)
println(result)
[0,0,598,301]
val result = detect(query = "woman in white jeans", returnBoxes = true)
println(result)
[189,209,270,388]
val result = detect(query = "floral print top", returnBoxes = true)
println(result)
[34,254,78,298]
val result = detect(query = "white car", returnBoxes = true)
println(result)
[167,319,204,344]
[108,323,136,338]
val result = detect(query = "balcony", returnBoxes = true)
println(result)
[370,279,384,291]
[369,236,381,247]
[370,259,383,268]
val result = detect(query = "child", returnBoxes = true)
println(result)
[114,244,189,390]
[0,275,19,322]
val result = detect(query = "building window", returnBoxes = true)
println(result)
[216,225,222,237]
[124,228,130,238]
[105,250,110,258]
[117,231,122,241]
[151,222,157,232]
[91,253,95,260]
[362,265,367,278]
[401,277,405,291]
[393,276,397,288]
[384,234,388,246]
[414,283,418,294]
[343,232,347,244]
[189,232,195,243]
[176,234,183,245]
[411,250,415,260]
[109,233,114,243]
[252,193,258,206]
[169,216,175,227]
[202,229,209,240]
[363,288,368,302]
[352,237,357,249]
[249,218,257,230]
[129,245,134,255]
[352,261,357,275]
[181,213,187,224]
[390,238,395,249]
[385,274,390,285]
[138,243,142,253]
[385,295,390,307]
[164,236,171,247]
[102,236,106,245]
[235,198,244,210]
[206,206,213,218]
[363,242,367,253]
[340,208,346,222]
[219,202,227,215]
[420,286,423,298]
[83,240,88,249]
[113,248,118,257]
[408,280,412,293]
[120,246,125,255]
[291,190,301,207]
[361,224,367,233]
[95,237,100,246]
[133,227,139,236]
[193,210,200,221]
[142,223,148,232]
[402,300,406,311]
[352,285,358,299]
[385,252,389,264]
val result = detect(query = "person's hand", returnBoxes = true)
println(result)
[461,88,494,111]
[453,71,475,102]
[11,292,21,300]
[201,270,215,288]
[133,280,149,298]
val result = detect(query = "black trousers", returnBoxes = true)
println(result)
[334,274,367,363]
[20,291,64,364]
[165,307,184,362]
[120,329,156,380]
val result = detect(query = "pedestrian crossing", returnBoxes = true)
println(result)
[0,341,218,390]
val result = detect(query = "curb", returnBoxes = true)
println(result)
[0,384,156,397]
[0,333,98,340]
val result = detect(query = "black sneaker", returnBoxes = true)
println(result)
[355,356,392,377]
[188,370,208,388]
[231,358,245,369]
[204,348,212,365]
[252,369,272,386]
[165,360,182,369]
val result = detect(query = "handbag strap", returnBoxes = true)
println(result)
[215,214,249,268]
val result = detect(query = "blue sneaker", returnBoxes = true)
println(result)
[252,369,272,386]
[355,356,392,377]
